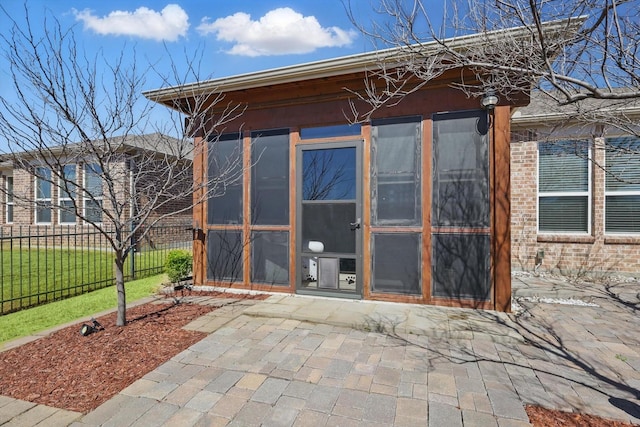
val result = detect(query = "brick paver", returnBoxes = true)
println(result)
[2,277,640,426]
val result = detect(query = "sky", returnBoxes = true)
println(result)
[0,0,384,92]
[0,0,405,150]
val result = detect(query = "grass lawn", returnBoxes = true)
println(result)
[0,274,167,346]
[0,246,178,313]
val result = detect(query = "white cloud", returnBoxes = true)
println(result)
[197,7,357,56]
[73,4,189,42]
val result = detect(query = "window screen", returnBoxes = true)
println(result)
[251,129,289,225]
[371,117,421,225]
[302,203,356,254]
[372,233,421,295]
[251,231,289,286]
[300,124,361,139]
[432,112,489,227]
[538,140,590,233]
[605,136,640,233]
[208,133,243,225]
[207,230,243,282]
[432,233,490,300]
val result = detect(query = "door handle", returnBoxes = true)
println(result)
[350,218,361,230]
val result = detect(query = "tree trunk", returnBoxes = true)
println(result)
[115,256,127,326]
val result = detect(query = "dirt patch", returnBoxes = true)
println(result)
[0,291,266,414]
[526,405,637,426]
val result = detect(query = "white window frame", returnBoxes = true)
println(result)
[58,164,77,225]
[83,163,103,224]
[604,136,640,235]
[34,167,52,225]
[5,176,13,224]
[537,140,592,235]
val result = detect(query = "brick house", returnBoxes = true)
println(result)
[0,133,192,233]
[511,93,640,277]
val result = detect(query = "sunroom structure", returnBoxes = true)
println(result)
[143,31,550,312]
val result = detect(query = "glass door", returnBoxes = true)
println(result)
[296,141,362,297]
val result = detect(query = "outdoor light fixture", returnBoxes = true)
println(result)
[481,88,499,111]
[80,318,104,336]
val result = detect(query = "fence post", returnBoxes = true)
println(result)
[129,220,136,280]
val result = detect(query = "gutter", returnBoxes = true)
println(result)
[511,106,640,127]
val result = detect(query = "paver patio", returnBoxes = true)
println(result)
[1,274,639,426]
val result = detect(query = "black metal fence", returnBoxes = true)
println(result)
[0,224,192,315]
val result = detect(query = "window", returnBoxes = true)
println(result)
[372,233,421,295]
[35,167,52,224]
[605,136,640,233]
[432,233,491,300]
[300,123,361,139]
[207,133,243,225]
[538,140,590,233]
[432,111,490,301]
[84,163,103,223]
[251,231,289,286]
[5,176,13,224]
[207,230,243,282]
[59,165,76,224]
[371,116,421,225]
[433,112,488,227]
[251,129,289,225]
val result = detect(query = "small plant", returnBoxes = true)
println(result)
[615,354,628,362]
[164,250,193,283]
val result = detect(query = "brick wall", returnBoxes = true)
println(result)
[510,138,640,278]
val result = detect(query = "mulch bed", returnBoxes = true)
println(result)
[0,291,266,414]
[525,403,637,426]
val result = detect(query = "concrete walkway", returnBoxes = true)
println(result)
[1,275,639,426]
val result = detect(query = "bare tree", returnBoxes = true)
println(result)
[346,0,640,123]
[0,6,245,326]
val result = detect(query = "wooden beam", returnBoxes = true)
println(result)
[192,135,206,286]
[492,105,512,312]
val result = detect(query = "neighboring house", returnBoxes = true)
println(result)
[141,29,556,312]
[0,133,192,232]
[511,93,640,277]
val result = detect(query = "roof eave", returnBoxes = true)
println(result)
[512,105,640,127]
[143,16,586,108]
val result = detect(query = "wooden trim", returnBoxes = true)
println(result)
[430,297,494,310]
[243,131,251,286]
[298,134,364,144]
[206,225,243,231]
[289,129,299,293]
[249,225,291,231]
[192,135,206,286]
[492,106,512,312]
[370,226,423,233]
[361,123,372,300]
[431,227,491,234]
[367,293,426,303]
[422,117,433,303]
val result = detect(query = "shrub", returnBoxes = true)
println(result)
[164,250,193,283]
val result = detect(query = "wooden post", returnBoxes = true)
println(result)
[493,105,512,312]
